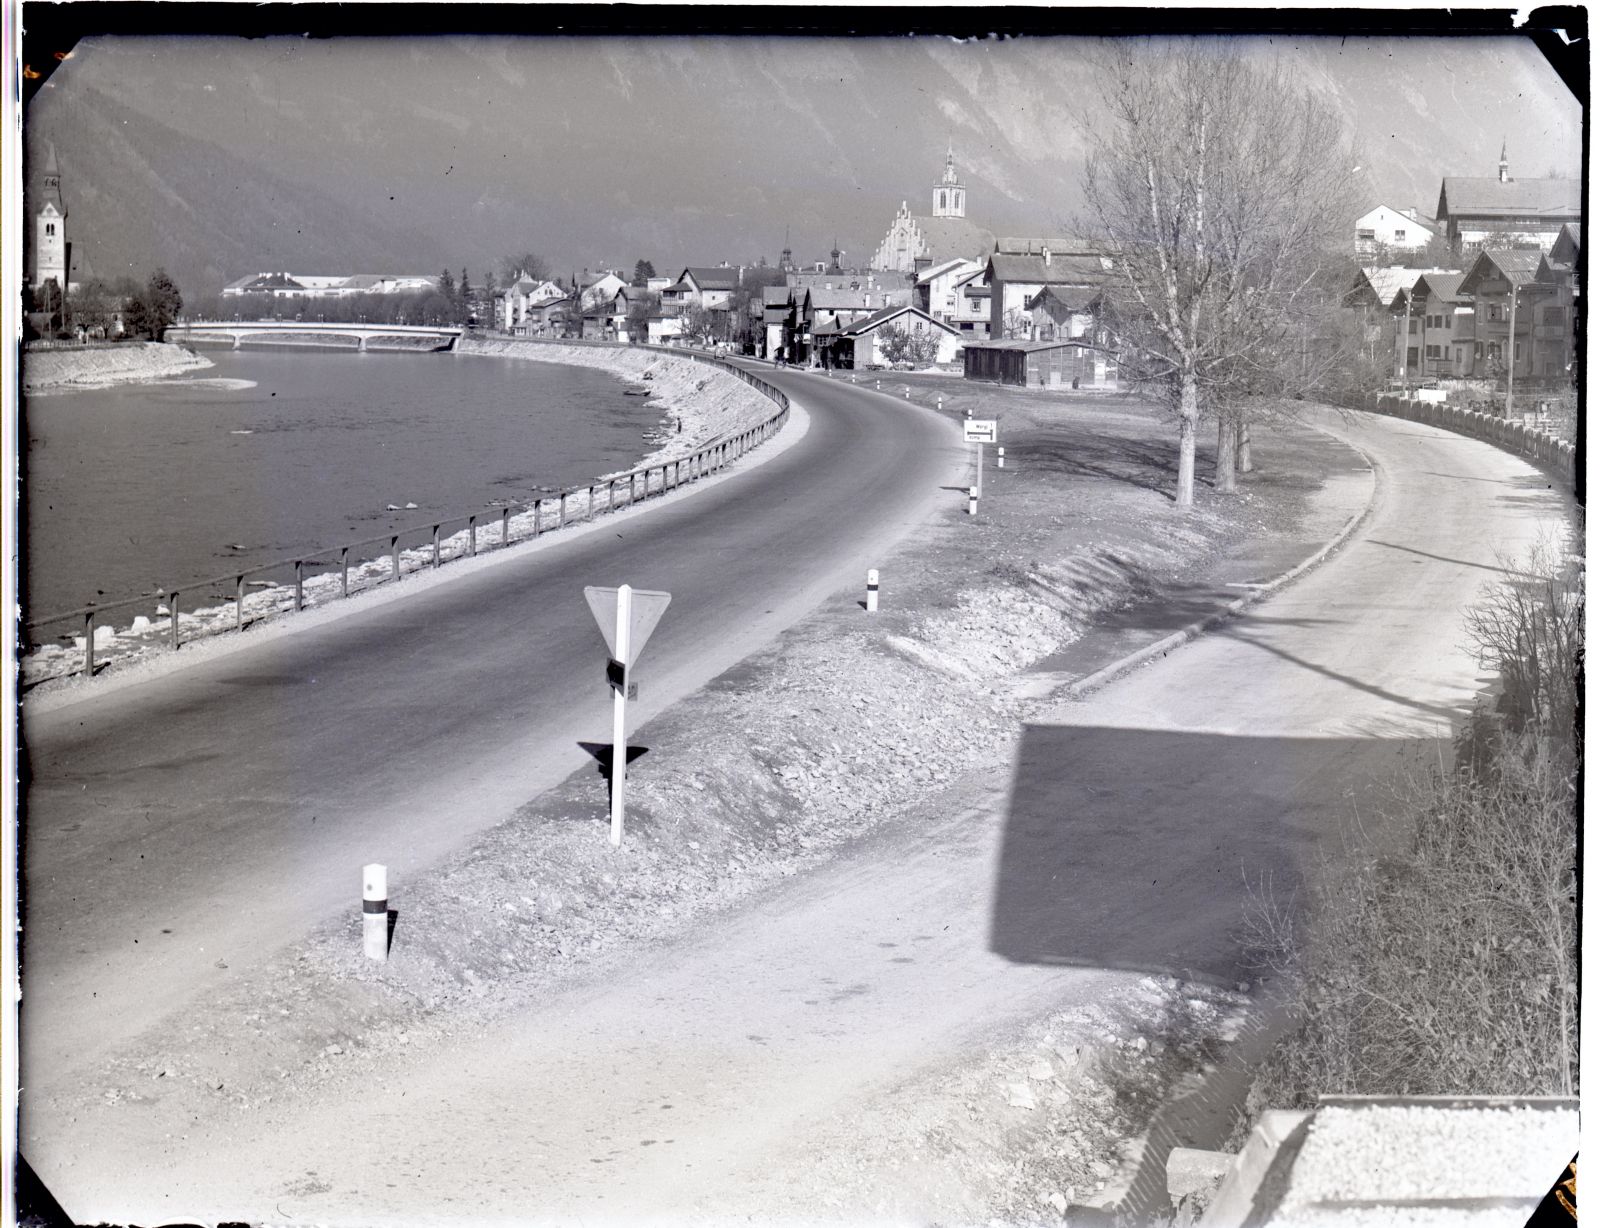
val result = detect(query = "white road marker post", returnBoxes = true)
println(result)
[997,446,1005,470]
[968,485,978,516]
[866,569,879,613]
[610,584,631,846]
[363,863,388,961]
[583,584,673,849]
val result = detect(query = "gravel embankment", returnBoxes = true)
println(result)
[21,341,213,391]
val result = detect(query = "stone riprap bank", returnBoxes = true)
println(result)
[22,341,213,392]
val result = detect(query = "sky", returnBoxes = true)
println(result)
[19,18,1585,293]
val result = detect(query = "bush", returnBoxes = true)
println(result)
[1244,536,1581,1110]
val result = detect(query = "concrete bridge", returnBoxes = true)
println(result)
[165,320,465,352]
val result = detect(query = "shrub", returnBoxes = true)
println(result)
[1244,536,1581,1111]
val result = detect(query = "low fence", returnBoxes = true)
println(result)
[22,342,791,686]
[1326,388,1581,496]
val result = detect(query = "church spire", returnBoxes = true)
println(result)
[932,144,966,218]
[1497,138,1509,183]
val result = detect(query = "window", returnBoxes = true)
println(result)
[1514,341,1523,362]
[1455,347,1464,365]
[1395,230,1407,242]
[44,223,54,237]
[1356,229,1376,241]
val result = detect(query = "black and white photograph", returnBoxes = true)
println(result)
[8,9,1585,1226]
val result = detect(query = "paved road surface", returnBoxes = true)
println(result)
[20,365,962,1093]
[28,405,1572,1223]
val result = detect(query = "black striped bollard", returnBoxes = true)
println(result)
[866,569,879,613]
[363,863,388,961]
[967,485,978,516]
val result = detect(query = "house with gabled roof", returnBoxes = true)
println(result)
[985,245,1112,341]
[1353,204,1440,259]
[1456,248,1555,381]
[812,303,964,370]
[1435,146,1581,256]
[671,267,740,309]
[1388,271,1471,379]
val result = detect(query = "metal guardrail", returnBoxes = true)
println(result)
[21,339,791,685]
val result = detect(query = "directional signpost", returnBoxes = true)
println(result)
[964,418,998,500]
[584,583,671,846]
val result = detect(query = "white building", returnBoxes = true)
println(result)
[1353,205,1439,259]
[221,273,440,299]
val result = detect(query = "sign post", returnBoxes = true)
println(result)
[584,583,672,847]
[964,419,997,499]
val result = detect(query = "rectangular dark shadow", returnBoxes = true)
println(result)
[990,724,1439,984]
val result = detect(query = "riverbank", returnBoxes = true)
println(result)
[21,341,213,392]
[457,337,772,470]
[20,342,781,690]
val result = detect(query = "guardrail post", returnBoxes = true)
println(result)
[391,536,401,581]
[295,560,305,610]
[502,507,512,547]
[469,516,478,556]
[560,492,568,527]
[432,525,442,568]
[341,548,350,597]
[169,591,181,650]
[236,575,246,632]
[609,480,616,512]
[533,499,543,538]
[83,611,95,677]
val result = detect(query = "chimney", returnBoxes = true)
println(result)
[1043,246,1051,267]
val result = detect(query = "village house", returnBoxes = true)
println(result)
[984,239,1111,340]
[870,147,997,275]
[792,285,913,365]
[1024,284,1107,343]
[1389,271,1472,380]
[1532,223,1580,381]
[498,272,567,334]
[811,303,964,370]
[914,257,986,335]
[1353,204,1440,260]
[1346,265,1453,379]
[1455,248,1552,382]
[1435,145,1582,256]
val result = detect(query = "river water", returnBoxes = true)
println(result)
[23,348,667,622]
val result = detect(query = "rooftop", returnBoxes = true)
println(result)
[1437,176,1581,222]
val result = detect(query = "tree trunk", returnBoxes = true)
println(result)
[1237,420,1253,473]
[1176,375,1199,508]
[1215,413,1238,493]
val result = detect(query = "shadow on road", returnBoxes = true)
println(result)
[989,724,1436,985]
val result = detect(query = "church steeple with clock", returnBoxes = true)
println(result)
[33,143,70,293]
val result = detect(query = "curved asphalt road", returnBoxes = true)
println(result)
[20,364,965,1090]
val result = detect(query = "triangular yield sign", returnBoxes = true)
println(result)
[584,585,672,666]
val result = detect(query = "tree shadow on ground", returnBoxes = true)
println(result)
[1019,435,1192,501]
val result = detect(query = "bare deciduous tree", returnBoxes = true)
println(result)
[1082,40,1361,506]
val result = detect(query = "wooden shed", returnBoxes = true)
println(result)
[962,339,1118,389]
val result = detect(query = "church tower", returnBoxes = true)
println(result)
[34,143,69,293]
[932,144,966,219]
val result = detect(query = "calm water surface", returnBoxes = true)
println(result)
[24,349,666,621]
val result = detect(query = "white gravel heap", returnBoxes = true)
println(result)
[22,341,213,391]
